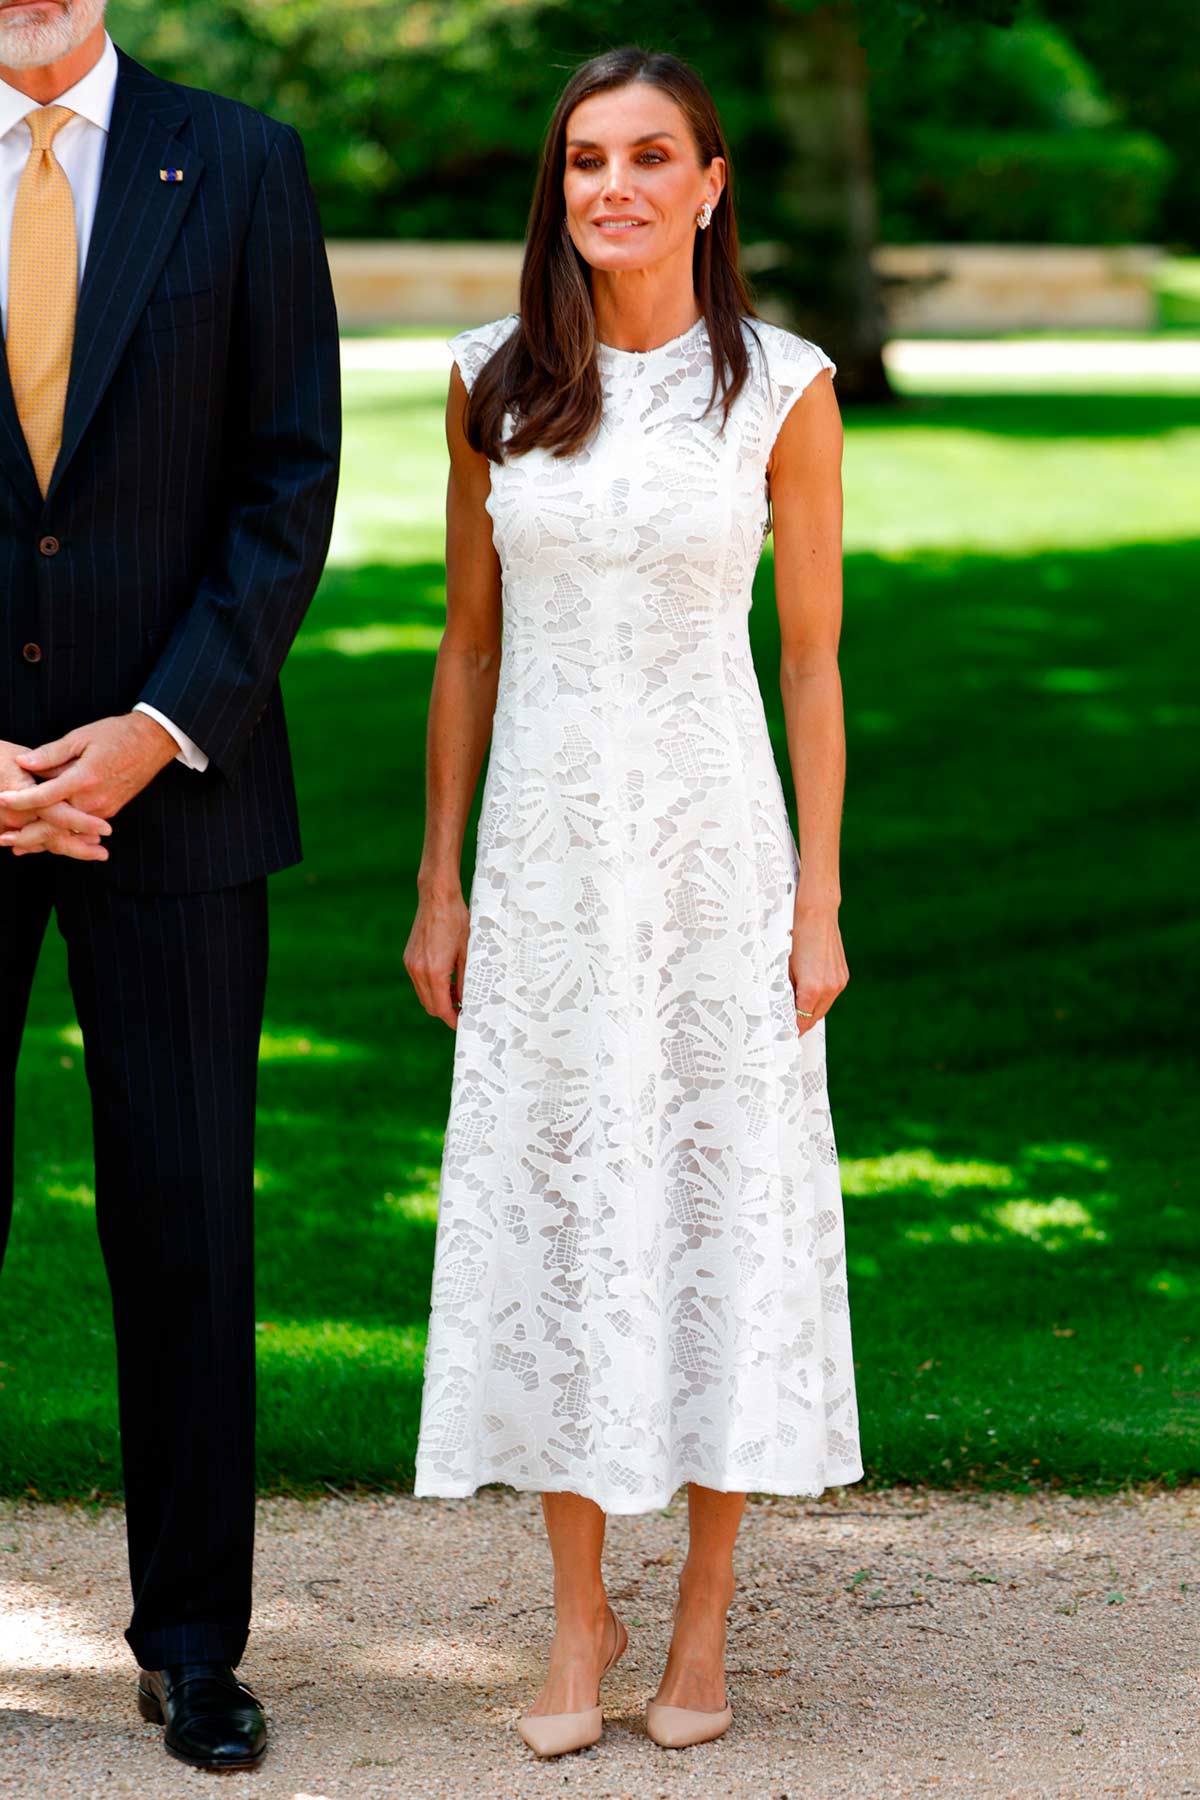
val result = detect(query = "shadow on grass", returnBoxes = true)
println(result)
[5,526,1198,1497]
[858,390,1200,440]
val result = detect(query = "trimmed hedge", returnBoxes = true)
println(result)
[880,128,1174,245]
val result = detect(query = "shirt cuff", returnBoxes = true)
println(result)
[133,703,210,773]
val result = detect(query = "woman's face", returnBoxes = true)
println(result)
[562,83,725,275]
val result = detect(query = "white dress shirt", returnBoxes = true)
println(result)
[0,31,207,772]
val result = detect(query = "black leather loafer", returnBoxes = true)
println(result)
[137,1662,268,1771]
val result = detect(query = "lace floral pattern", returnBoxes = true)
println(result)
[414,314,863,1511]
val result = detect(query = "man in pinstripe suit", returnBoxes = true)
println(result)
[0,0,340,1770]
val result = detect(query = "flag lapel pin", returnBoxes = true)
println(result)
[159,166,184,183]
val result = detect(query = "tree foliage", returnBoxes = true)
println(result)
[1041,0,1199,248]
[107,0,1188,248]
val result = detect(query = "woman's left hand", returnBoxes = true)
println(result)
[789,900,849,1037]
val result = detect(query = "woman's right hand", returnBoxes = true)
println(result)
[404,359,501,1031]
[404,889,471,1030]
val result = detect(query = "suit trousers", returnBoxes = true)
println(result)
[0,853,268,1667]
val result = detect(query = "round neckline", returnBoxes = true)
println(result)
[595,315,708,363]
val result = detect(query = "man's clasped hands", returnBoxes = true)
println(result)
[0,712,179,862]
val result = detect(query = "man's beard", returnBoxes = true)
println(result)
[0,0,106,69]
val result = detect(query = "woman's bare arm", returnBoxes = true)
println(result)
[767,367,850,1029]
[403,363,503,1029]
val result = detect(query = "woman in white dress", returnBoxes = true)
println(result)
[403,44,863,1757]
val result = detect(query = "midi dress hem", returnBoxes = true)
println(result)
[413,1456,867,1515]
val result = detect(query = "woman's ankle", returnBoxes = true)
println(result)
[677,1561,736,1611]
[552,1587,610,1638]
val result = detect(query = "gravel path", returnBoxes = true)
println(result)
[1,1487,1195,1799]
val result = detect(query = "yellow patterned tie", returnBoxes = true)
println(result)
[6,105,77,496]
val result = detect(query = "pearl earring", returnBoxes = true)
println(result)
[696,201,713,230]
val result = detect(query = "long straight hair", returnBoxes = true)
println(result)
[467,46,758,462]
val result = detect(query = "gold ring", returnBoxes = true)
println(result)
[796,1008,814,1018]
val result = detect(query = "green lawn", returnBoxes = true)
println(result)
[1156,257,1200,329]
[4,363,1198,1500]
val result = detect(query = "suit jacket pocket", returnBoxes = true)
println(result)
[139,289,216,334]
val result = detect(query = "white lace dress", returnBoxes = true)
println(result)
[413,312,864,1512]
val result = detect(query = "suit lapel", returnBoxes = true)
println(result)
[0,338,40,513]
[45,48,205,506]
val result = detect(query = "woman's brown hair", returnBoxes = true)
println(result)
[466,45,758,463]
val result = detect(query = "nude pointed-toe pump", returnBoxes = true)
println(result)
[646,1587,734,1748]
[516,1607,628,1758]
[645,1697,733,1748]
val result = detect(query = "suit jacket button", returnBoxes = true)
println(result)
[22,642,42,663]
[39,535,60,556]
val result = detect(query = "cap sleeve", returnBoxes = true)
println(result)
[447,313,520,394]
[755,323,837,453]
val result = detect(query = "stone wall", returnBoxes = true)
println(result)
[327,240,1163,334]
[873,244,1161,334]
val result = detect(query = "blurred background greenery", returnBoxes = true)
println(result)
[108,0,1193,249]
[2,0,1197,1499]
[106,0,1200,395]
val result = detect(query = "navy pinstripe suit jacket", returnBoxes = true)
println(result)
[0,45,342,894]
